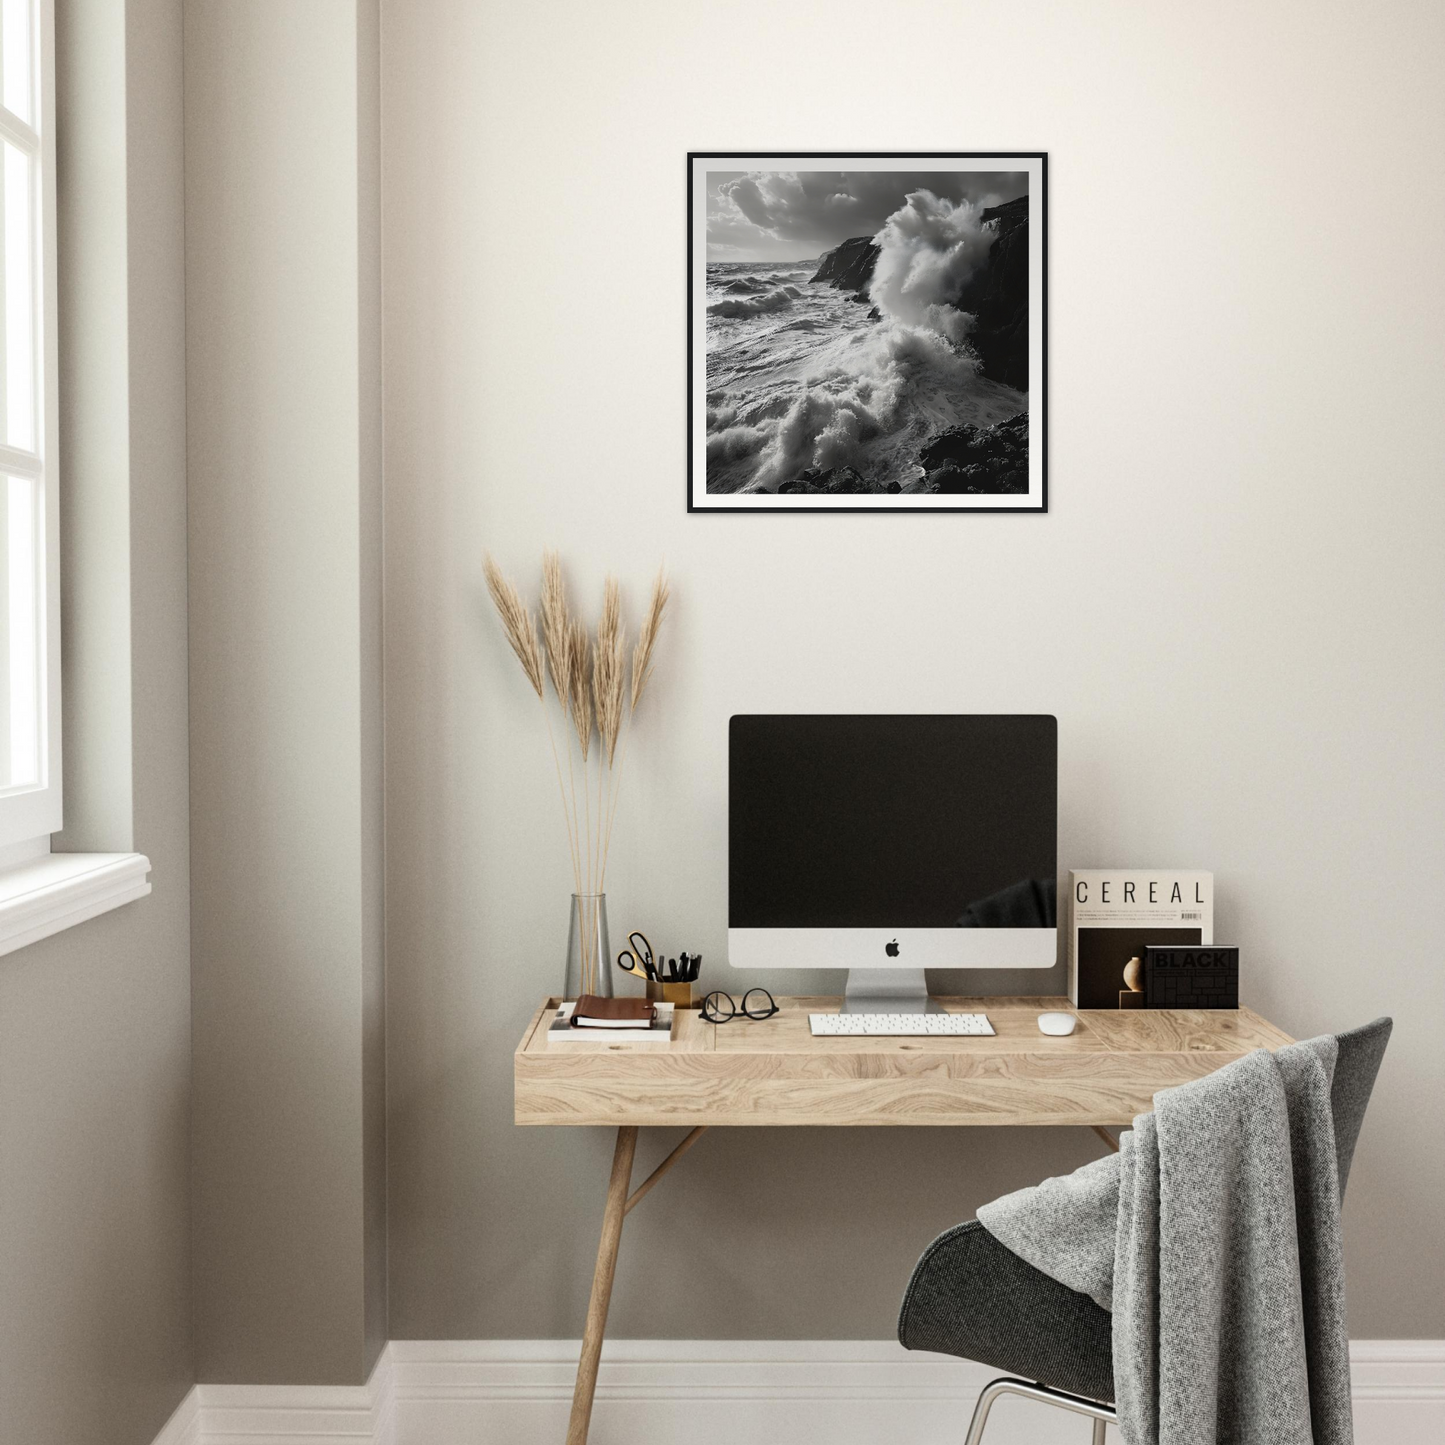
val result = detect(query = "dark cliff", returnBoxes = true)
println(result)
[810,236,881,297]
[809,195,1030,390]
[952,195,1029,391]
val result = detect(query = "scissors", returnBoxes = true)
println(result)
[616,930,657,982]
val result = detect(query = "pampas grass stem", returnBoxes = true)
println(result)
[631,567,669,710]
[600,568,668,888]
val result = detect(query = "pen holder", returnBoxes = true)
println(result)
[648,979,693,1009]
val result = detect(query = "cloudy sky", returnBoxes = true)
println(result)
[705,169,1029,262]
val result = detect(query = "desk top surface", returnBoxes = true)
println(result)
[514,996,1293,1128]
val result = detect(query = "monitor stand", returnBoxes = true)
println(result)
[840,968,941,1015]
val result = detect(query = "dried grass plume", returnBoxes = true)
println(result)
[540,550,572,708]
[483,554,544,699]
[631,568,670,711]
[567,617,593,761]
[593,577,625,765]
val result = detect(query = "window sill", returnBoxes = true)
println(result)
[0,852,152,958]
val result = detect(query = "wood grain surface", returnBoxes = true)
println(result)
[515,996,1294,1128]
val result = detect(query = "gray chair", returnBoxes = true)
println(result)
[898,1018,1392,1443]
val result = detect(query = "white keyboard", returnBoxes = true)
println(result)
[808,1012,995,1037]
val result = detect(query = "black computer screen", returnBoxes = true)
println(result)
[728,715,1057,929]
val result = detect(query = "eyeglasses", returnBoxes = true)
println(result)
[701,988,779,1023]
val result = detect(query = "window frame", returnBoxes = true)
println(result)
[0,0,60,851]
[0,0,150,957]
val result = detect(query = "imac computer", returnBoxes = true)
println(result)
[728,714,1058,1013]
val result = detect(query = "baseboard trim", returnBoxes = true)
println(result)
[151,1339,1445,1445]
[149,1353,394,1445]
[390,1337,989,1402]
[151,1387,201,1445]
[1350,1338,1445,1402]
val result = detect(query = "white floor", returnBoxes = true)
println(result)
[153,1338,1445,1445]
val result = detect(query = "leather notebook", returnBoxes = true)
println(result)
[571,995,657,1029]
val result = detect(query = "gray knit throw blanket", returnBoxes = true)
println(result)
[977,1037,1353,1445]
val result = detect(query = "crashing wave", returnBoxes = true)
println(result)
[707,285,802,320]
[743,319,990,488]
[868,190,995,330]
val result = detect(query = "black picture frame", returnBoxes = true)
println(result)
[688,152,1048,514]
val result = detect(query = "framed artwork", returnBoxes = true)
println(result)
[688,153,1047,513]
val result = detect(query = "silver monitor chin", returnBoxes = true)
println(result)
[726,927,1058,1012]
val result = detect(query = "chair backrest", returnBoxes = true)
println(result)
[1330,1016,1392,1199]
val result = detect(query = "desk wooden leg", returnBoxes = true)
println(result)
[626,1126,706,1215]
[566,1125,638,1445]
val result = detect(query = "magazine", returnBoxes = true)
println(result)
[1068,870,1213,1009]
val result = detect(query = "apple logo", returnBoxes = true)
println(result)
[885,939,900,957]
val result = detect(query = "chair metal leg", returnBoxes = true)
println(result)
[963,1377,1117,1445]
[962,1379,1007,1445]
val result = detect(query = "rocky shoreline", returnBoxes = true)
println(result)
[916,411,1028,494]
[776,411,1028,496]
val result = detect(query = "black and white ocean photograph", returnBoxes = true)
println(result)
[688,154,1046,512]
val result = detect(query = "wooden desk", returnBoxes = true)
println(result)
[514,995,1293,1444]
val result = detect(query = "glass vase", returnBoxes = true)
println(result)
[564,893,612,1001]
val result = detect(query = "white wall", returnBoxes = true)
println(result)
[382,0,1445,1342]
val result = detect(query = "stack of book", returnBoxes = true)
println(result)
[546,998,676,1045]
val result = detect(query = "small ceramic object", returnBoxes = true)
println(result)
[1037,1011,1078,1036]
[1122,955,1143,993]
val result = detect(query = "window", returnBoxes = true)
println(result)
[0,0,57,856]
[0,0,149,951]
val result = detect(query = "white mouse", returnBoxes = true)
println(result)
[1037,1011,1078,1036]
